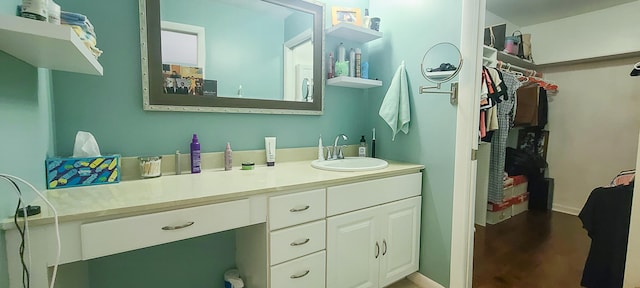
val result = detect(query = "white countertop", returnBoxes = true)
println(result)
[2,160,423,229]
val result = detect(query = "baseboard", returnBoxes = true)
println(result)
[552,203,581,216]
[406,272,446,288]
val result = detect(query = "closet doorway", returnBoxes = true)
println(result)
[469,0,640,287]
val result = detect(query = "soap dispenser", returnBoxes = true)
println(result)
[359,135,367,157]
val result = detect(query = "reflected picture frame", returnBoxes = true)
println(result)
[331,6,361,26]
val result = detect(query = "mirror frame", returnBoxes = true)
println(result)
[139,0,325,115]
[420,42,463,84]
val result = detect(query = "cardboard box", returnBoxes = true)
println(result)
[46,155,120,189]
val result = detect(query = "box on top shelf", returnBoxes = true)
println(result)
[45,155,120,189]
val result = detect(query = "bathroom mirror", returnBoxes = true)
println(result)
[420,42,463,84]
[139,0,325,114]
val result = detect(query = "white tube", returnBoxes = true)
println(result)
[265,137,276,166]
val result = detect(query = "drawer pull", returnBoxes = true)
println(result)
[289,205,310,213]
[290,270,310,279]
[290,238,310,246]
[161,221,195,231]
[375,241,380,259]
[382,239,388,256]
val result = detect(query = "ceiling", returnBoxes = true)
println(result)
[486,0,637,27]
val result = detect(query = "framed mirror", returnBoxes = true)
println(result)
[139,0,325,114]
[420,42,463,84]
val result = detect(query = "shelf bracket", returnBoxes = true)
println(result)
[419,82,459,105]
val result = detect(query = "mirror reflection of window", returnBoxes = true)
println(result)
[161,30,199,67]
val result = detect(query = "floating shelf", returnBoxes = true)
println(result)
[325,22,382,43]
[0,15,103,75]
[327,76,382,89]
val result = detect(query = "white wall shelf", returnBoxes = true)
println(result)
[327,76,382,89]
[0,15,103,76]
[496,50,536,70]
[325,22,382,43]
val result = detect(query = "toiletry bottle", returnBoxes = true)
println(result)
[328,52,334,79]
[349,48,356,77]
[318,135,325,160]
[359,135,367,157]
[355,48,362,78]
[175,150,181,175]
[190,134,201,173]
[363,9,371,29]
[337,42,345,62]
[224,142,233,171]
[361,62,369,79]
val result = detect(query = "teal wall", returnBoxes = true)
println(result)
[368,1,462,286]
[1,3,56,287]
[0,0,464,287]
[161,0,285,99]
[284,9,313,40]
[52,1,370,158]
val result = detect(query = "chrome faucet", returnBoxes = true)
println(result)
[331,134,348,160]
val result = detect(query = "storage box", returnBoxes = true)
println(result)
[487,203,512,224]
[45,155,121,189]
[511,192,529,216]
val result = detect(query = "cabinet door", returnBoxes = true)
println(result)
[378,196,421,287]
[327,205,381,288]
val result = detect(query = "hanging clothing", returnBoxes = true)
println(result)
[487,71,521,203]
[579,182,634,288]
[513,86,539,126]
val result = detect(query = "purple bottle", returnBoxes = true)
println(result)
[190,134,201,173]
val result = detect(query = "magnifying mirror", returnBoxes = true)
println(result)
[420,42,463,84]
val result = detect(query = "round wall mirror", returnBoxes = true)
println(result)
[420,42,463,84]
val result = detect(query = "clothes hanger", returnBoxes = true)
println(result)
[631,62,640,76]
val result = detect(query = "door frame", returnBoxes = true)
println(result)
[624,131,640,287]
[449,0,485,287]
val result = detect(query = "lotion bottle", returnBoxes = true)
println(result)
[190,134,201,173]
[337,42,345,62]
[224,142,233,171]
[363,9,371,29]
[318,135,325,160]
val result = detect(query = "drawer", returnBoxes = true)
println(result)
[270,220,325,265]
[327,173,421,216]
[81,199,251,260]
[271,251,325,288]
[269,189,326,230]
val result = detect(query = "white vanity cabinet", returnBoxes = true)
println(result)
[3,160,424,288]
[326,173,422,288]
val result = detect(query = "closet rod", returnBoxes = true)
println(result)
[496,60,543,78]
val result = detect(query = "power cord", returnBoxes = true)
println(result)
[0,174,61,288]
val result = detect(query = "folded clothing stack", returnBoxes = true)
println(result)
[61,11,103,58]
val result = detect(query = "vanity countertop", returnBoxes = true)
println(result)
[2,159,423,229]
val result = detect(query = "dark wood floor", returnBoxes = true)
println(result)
[473,210,591,288]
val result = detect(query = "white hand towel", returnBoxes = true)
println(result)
[379,61,410,141]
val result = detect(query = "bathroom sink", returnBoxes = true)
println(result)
[311,157,389,172]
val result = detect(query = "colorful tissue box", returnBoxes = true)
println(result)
[45,155,121,189]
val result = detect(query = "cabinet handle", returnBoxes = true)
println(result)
[161,221,195,231]
[289,205,310,212]
[290,238,310,246]
[290,270,310,279]
[375,242,380,259]
[382,239,388,256]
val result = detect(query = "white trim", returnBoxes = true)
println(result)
[552,203,581,216]
[406,272,446,288]
[284,28,313,49]
[624,131,640,287]
[450,0,485,287]
[160,20,206,77]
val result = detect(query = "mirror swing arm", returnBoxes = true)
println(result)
[418,42,463,105]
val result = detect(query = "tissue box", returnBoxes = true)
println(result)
[45,155,121,189]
